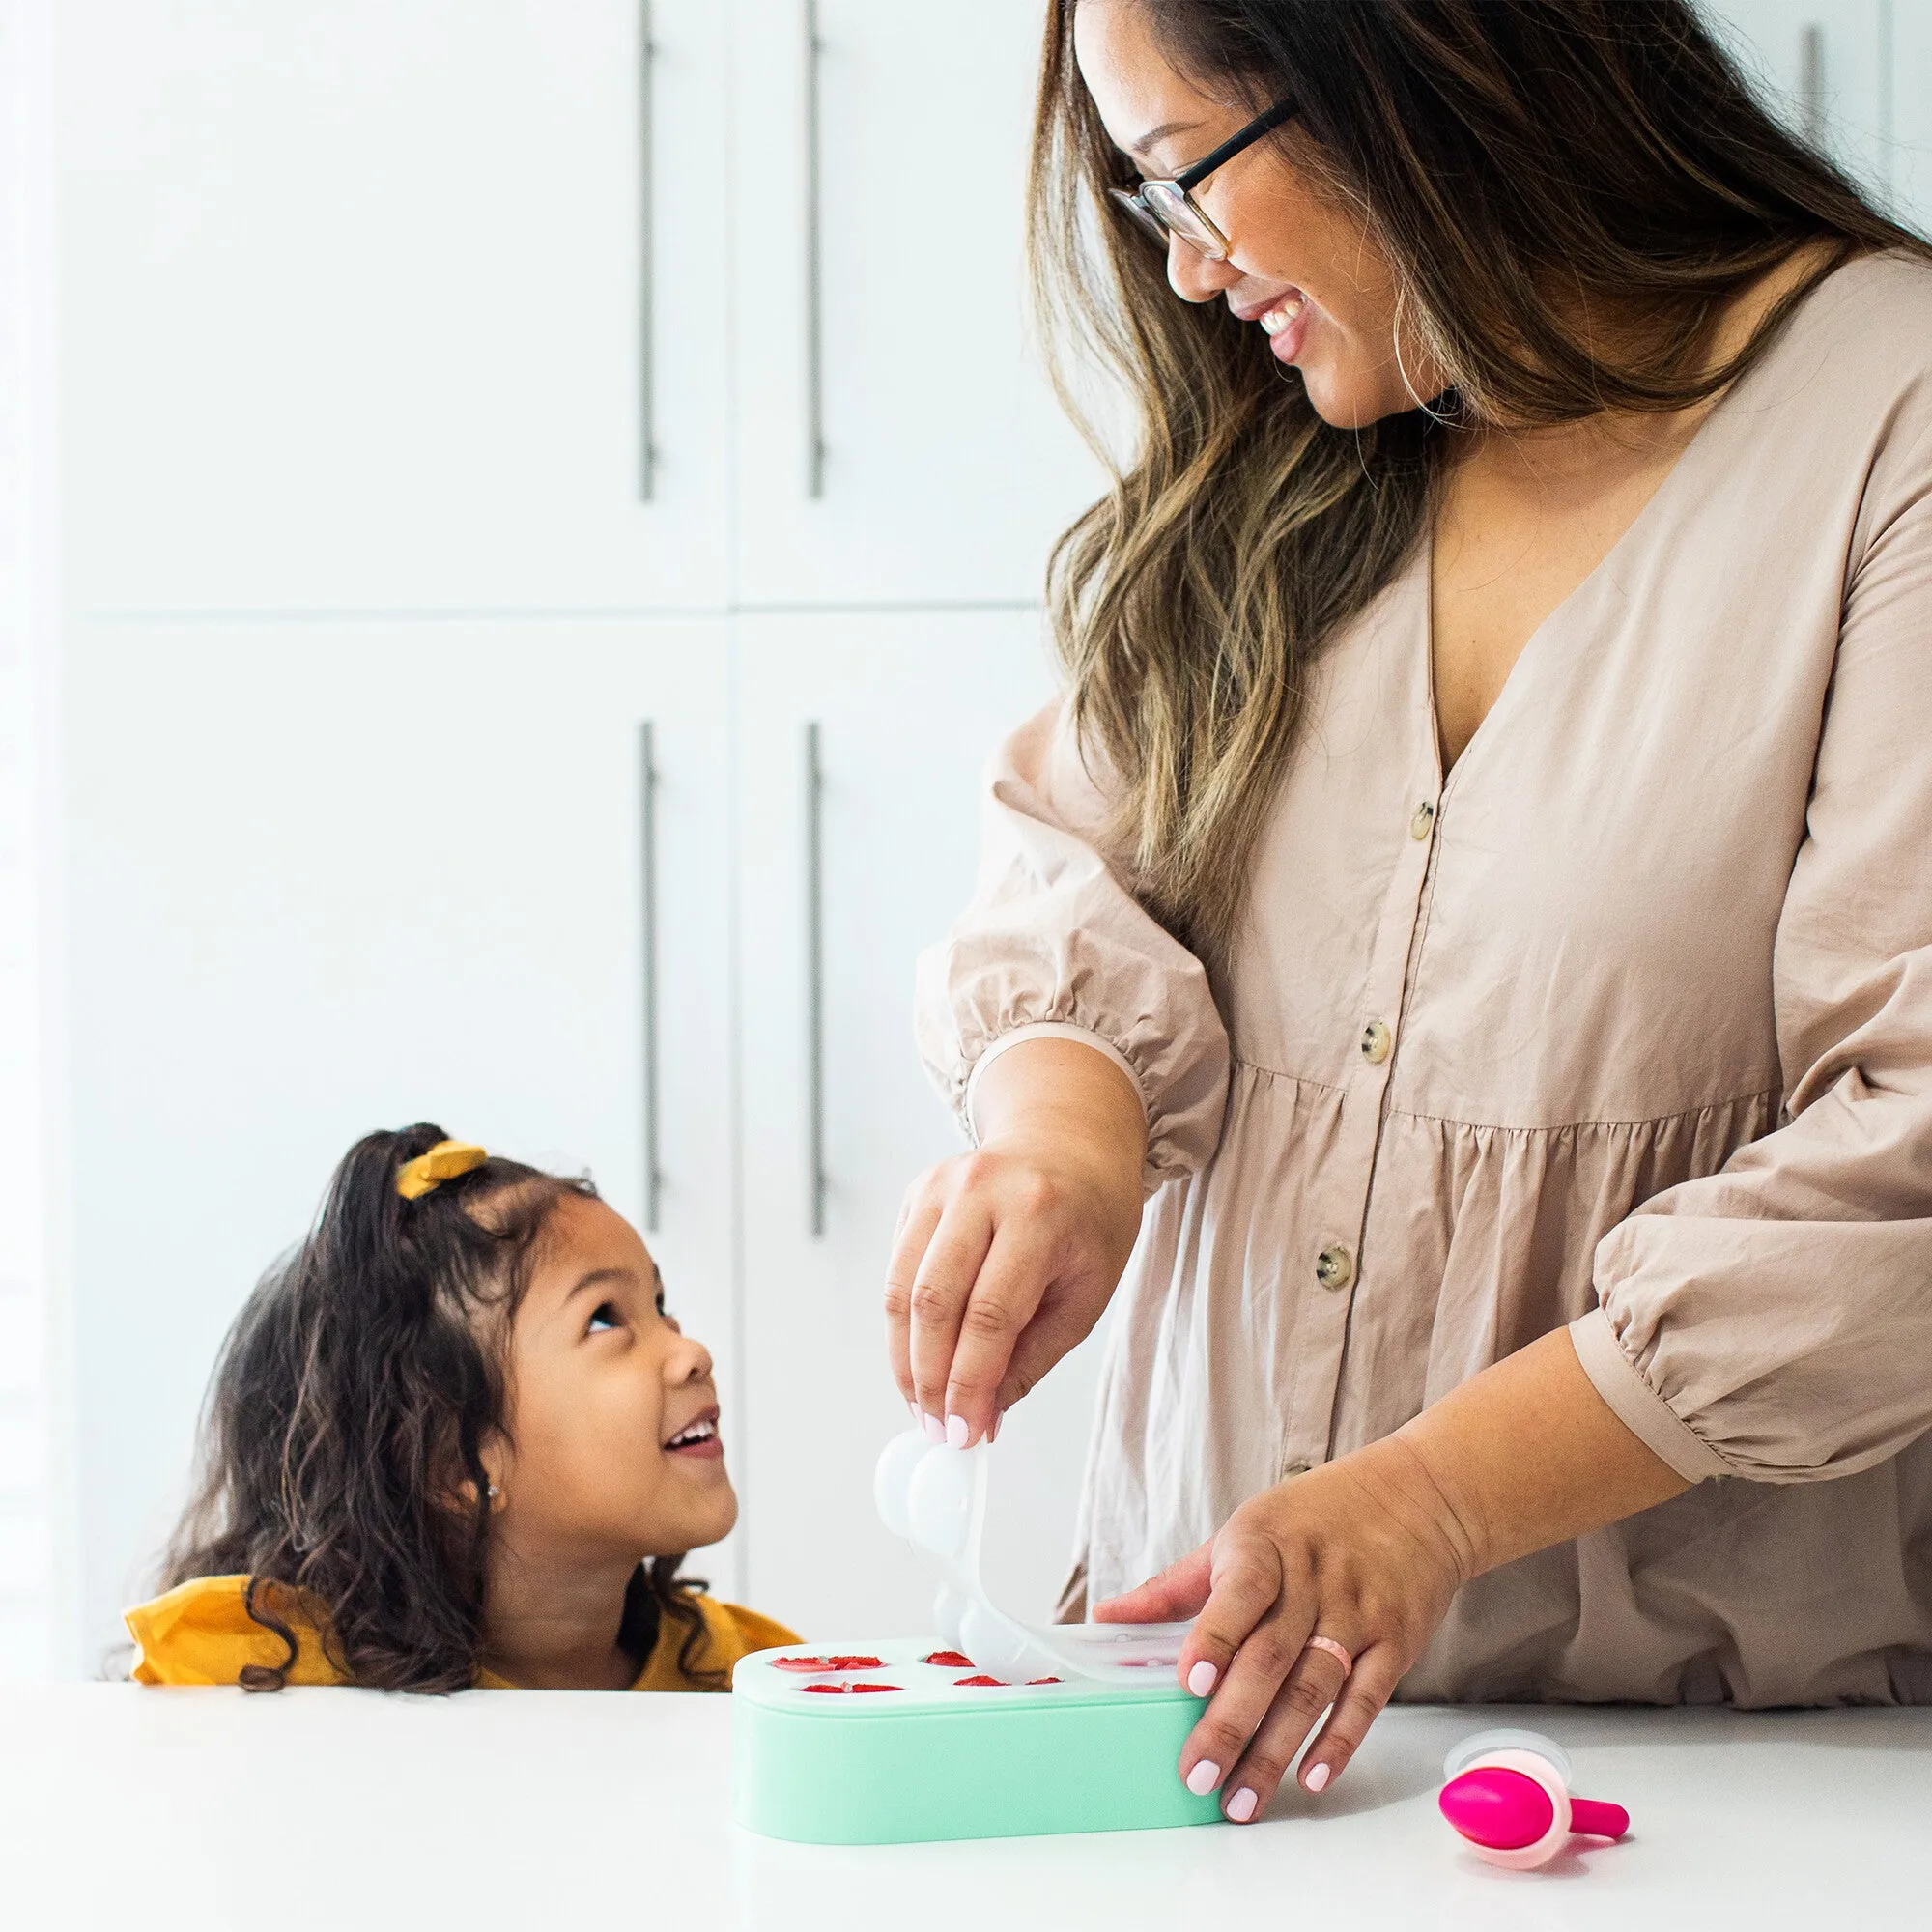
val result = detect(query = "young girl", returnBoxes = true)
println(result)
[124,1124,796,1690]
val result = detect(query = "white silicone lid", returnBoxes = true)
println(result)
[1442,1726,1575,1784]
[874,1428,1195,1684]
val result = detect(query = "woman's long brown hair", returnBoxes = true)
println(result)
[1030,0,1930,960]
[160,1123,719,1690]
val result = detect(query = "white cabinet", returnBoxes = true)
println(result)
[57,0,1099,619]
[1700,3,1932,235]
[50,0,1113,1669]
[56,2,731,613]
[61,618,737,1656]
[728,0,1102,609]
[1700,4,1891,198]
[58,611,1108,1659]
[732,611,1105,1638]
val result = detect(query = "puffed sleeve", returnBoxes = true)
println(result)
[915,698,1231,1195]
[1573,412,1932,1485]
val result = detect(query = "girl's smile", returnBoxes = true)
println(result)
[664,1405,724,1460]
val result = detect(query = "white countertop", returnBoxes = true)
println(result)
[2,1686,1927,1929]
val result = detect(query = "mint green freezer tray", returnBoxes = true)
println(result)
[731,1640,1223,1844]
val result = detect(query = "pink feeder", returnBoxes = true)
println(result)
[1437,1730,1630,1870]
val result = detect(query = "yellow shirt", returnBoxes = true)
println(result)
[124,1573,798,1691]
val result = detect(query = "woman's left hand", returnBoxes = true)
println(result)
[1094,1435,1475,1822]
[1097,1331,1692,1821]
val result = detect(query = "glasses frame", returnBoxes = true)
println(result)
[1110,98,1298,261]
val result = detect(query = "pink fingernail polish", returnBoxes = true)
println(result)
[990,1408,1005,1443]
[921,1412,945,1444]
[1186,1661,1218,1698]
[1185,1760,1221,1797]
[946,1413,969,1450]
[1225,1787,1259,1823]
[1304,1761,1331,1793]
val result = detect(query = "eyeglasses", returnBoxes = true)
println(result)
[1109,99,1298,262]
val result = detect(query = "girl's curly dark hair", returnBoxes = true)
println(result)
[159,1122,719,1691]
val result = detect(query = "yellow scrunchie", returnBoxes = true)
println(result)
[395,1139,488,1201]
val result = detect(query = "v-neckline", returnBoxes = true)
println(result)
[1419,261,1838,794]
[1426,409,1717,791]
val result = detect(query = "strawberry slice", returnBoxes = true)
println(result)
[953,1674,1009,1688]
[1027,1677,1063,1685]
[799,1681,902,1694]
[922,1650,974,1669]
[771,1654,885,1674]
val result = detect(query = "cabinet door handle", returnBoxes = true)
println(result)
[1798,22,1824,145]
[639,722,664,1232]
[639,2,659,500]
[803,0,827,497]
[805,721,827,1235]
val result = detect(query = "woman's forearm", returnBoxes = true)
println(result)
[1391,1326,1690,1582]
[970,1035,1147,1173]
[885,1035,1148,1443]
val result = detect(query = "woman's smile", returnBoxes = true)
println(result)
[1243,288,1310,359]
[1226,283,1312,362]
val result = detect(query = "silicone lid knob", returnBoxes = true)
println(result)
[1438,1767,1557,1851]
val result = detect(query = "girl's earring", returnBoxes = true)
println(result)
[487,1484,500,1499]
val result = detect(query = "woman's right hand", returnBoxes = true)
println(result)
[884,1037,1147,1447]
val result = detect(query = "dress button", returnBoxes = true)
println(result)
[1360,1019,1392,1065]
[1409,800,1436,840]
[1315,1244,1355,1292]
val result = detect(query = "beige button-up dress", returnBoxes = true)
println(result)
[917,253,1932,1706]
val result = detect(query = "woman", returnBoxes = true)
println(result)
[890,0,1932,1828]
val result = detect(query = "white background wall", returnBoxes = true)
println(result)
[0,0,73,1682]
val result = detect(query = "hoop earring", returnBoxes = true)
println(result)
[1390,285,1456,427]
